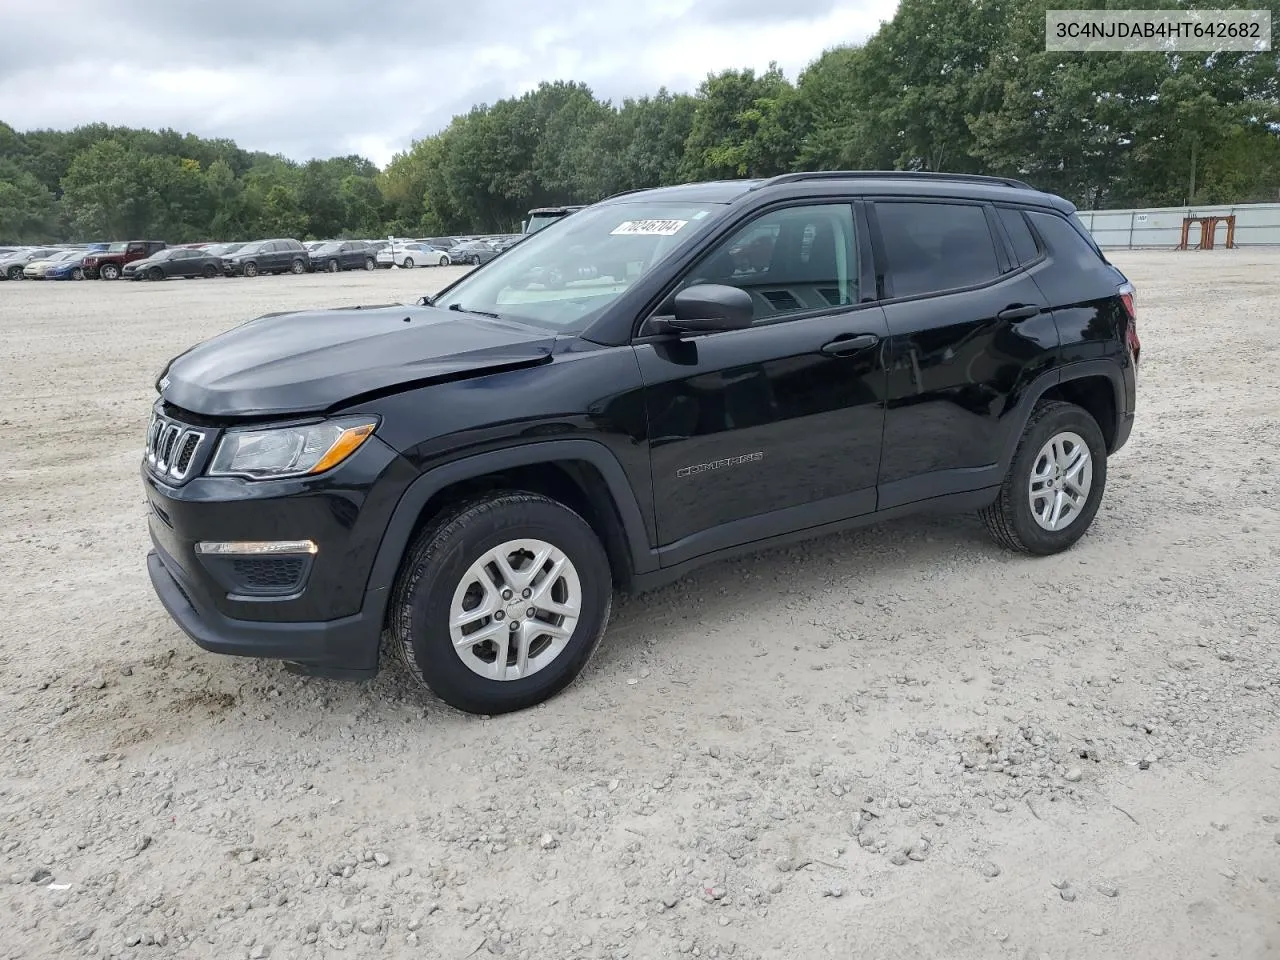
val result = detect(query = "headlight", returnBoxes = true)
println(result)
[208,417,378,480]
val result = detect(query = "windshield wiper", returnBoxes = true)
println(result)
[447,303,504,320]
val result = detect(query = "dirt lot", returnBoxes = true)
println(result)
[0,252,1278,960]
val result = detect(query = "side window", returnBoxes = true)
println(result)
[127,242,146,255]
[874,201,1000,298]
[997,207,1040,266]
[674,203,859,324]
[265,241,282,253]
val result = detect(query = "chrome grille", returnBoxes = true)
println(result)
[144,412,208,482]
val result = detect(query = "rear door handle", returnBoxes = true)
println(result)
[996,304,1042,321]
[821,334,880,356]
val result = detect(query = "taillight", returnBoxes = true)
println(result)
[1118,281,1139,366]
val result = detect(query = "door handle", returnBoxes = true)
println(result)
[996,304,1042,321]
[821,334,880,356]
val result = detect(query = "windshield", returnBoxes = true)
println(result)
[236,241,266,255]
[313,243,340,254]
[206,243,241,256]
[432,201,722,332]
[55,250,82,261]
[107,242,127,253]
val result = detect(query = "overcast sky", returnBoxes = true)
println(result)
[2,0,897,167]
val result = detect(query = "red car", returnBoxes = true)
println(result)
[82,241,167,280]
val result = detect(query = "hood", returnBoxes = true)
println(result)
[159,303,558,418]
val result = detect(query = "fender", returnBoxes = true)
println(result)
[997,359,1126,470]
[360,439,656,623]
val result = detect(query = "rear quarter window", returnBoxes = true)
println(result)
[996,207,1040,266]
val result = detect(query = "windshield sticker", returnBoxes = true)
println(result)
[610,219,689,236]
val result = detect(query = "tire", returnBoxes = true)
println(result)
[100,263,120,280]
[243,261,259,278]
[437,253,449,266]
[328,259,339,273]
[290,259,305,275]
[202,264,218,279]
[980,400,1108,556]
[6,265,23,281]
[72,267,83,281]
[470,255,480,266]
[391,493,613,715]
[148,266,164,281]
[364,257,375,271]
[402,257,414,269]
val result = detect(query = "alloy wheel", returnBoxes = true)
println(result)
[1028,431,1092,531]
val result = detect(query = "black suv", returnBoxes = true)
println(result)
[222,238,310,277]
[143,171,1139,715]
[309,240,377,273]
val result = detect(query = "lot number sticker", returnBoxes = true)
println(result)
[611,219,689,236]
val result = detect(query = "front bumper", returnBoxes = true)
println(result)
[148,547,381,679]
[142,429,418,678]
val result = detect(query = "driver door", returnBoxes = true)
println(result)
[632,201,890,565]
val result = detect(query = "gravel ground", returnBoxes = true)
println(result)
[1,253,1278,960]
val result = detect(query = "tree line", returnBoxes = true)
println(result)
[3,0,1277,245]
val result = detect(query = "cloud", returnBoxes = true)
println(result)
[0,0,898,166]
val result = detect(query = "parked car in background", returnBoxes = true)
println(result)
[1,247,64,280]
[309,240,377,273]
[82,240,167,280]
[123,247,226,281]
[47,251,93,281]
[447,239,500,265]
[521,204,586,234]
[203,242,245,258]
[23,249,80,279]
[222,239,310,277]
[376,242,449,268]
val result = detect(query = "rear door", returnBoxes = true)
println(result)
[869,198,1058,508]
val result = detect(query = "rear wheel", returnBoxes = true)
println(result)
[99,263,120,280]
[402,256,414,269]
[364,256,375,271]
[437,253,449,266]
[6,265,23,281]
[980,400,1107,555]
[290,258,305,275]
[391,493,612,715]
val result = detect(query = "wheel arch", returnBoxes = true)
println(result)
[364,440,655,628]
[999,360,1126,469]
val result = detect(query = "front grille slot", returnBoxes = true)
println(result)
[144,412,210,484]
[231,557,306,590]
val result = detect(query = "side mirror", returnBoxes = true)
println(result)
[657,284,754,334]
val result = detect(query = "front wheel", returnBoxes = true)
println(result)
[980,400,1108,555]
[6,265,24,281]
[391,493,612,715]
[72,267,84,281]
[243,261,259,278]
[100,263,120,280]
[328,259,340,273]
[148,267,164,281]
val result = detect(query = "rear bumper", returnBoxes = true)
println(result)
[148,546,383,680]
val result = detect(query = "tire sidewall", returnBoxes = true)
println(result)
[1007,406,1108,553]
[401,499,611,713]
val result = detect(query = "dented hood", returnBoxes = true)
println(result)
[158,303,557,417]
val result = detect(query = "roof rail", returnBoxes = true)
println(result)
[752,170,1035,191]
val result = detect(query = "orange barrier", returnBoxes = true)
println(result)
[1178,215,1237,250]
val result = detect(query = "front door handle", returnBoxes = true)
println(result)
[821,334,880,356]
[996,304,1042,321]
